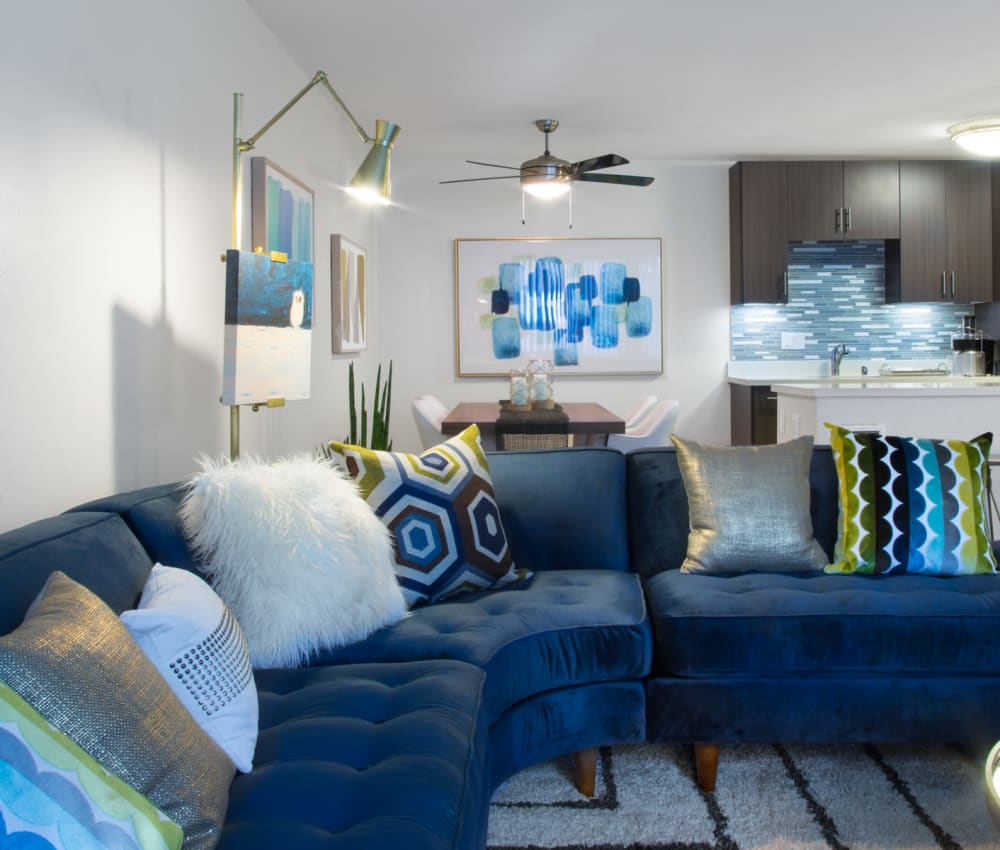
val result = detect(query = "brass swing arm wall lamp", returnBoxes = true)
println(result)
[237,71,400,203]
[231,70,401,250]
[227,71,400,459]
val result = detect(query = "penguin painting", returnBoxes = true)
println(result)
[289,289,305,328]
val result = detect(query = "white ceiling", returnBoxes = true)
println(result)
[246,0,1000,171]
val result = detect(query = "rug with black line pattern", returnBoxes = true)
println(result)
[486,742,1000,850]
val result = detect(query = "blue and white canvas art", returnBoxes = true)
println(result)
[221,249,313,405]
[455,238,662,376]
[250,158,314,263]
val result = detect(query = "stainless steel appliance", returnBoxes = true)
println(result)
[952,316,987,376]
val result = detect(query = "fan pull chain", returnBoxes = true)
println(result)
[522,188,526,225]
[568,185,573,229]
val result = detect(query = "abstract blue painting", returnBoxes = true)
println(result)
[455,238,662,376]
[221,249,314,405]
[250,158,314,263]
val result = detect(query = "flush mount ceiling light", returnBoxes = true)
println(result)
[948,118,1000,157]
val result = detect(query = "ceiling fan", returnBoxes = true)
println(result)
[440,119,655,199]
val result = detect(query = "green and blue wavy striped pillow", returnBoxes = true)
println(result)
[825,423,997,576]
[0,679,182,850]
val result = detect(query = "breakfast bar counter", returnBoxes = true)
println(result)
[773,379,1000,445]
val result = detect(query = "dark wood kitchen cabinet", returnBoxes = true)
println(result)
[786,161,900,241]
[730,384,777,446]
[730,161,788,304]
[896,160,993,303]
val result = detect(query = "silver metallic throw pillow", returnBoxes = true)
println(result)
[0,571,235,850]
[671,435,828,574]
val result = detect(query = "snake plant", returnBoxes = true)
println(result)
[345,360,393,450]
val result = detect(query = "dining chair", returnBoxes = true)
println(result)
[413,395,497,452]
[417,394,449,421]
[606,399,679,453]
[412,396,448,450]
[621,394,658,429]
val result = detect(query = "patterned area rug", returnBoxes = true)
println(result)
[487,742,1000,850]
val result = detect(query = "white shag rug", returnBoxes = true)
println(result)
[487,742,1000,850]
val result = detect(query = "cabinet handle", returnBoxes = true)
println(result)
[951,271,956,298]
[766,396,778,402]
[783,271,788,300]
[844,207,852,232]
[941,270,947,298]
[834,208,841,233]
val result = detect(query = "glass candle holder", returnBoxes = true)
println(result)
[508,369,531,409]
[527,359,554,409]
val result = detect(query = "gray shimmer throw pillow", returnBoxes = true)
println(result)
[671,435,828,574]
[0,571,235,850]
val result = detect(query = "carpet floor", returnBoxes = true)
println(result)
[486,742,1000,850]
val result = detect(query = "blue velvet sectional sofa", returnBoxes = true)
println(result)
[630,445,1000,790]
[0,448,651,850]
[2,444,999,848]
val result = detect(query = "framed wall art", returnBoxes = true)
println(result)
[454,237,663,377]
[251,157,314,263]
[221,249,313,405]
[331,234,367,353]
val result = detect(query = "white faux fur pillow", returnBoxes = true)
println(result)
[179,454,407,668]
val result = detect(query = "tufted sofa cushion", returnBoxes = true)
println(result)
[309,570,652,723]
[69,482,652,725]
[646,569,1000,677]
[221,659,488,850]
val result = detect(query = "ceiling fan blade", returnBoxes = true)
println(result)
[576,173,654,187]
[439,175,522,184]
[465,160,523,171]
[571,154,629,174]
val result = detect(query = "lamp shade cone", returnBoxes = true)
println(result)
[347,119,400,204]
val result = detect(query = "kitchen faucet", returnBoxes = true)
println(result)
[830,343,850,376]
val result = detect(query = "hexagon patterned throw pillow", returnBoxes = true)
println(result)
[329,425,531,607]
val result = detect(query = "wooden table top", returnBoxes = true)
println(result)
[441,402,626,436]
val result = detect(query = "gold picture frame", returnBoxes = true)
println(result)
[454,237,663,377]
[331,234,367,353]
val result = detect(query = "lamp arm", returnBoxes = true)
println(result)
[238,71,371,152]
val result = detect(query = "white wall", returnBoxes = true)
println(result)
[0,1,733,533]
[379,159,732,454]
[0,0,385,531]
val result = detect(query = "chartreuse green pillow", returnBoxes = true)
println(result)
[0,678,182,850]
[825,423,997,575]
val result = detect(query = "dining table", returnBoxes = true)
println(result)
[440,401,625,447]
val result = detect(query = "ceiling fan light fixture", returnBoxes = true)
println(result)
[522,178,572,199]
[948,118,1000,157]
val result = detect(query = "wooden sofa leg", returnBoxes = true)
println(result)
[574,747,598,797]
[694,743,720,792]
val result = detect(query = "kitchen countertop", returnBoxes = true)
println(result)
[773,379,1000,397]
[727,359,997,387]
[772,373,1000,447]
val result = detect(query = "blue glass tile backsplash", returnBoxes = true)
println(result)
[731,241,974,360]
